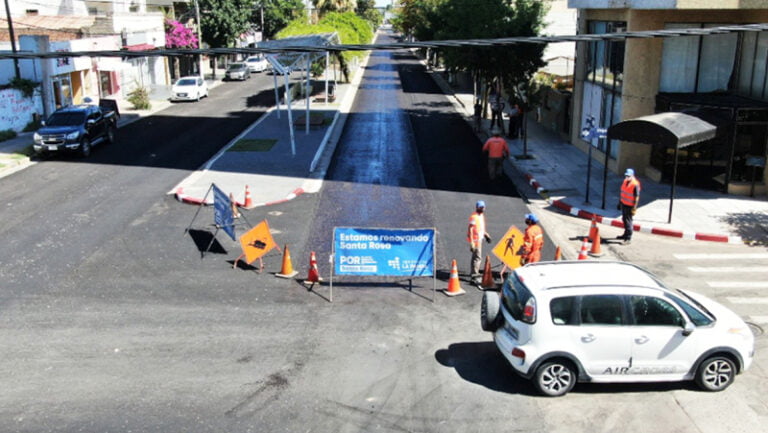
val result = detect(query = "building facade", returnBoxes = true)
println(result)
[570,0,768,196]
[1,0,173,121]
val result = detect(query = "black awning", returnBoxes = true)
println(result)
[607,112,718,148]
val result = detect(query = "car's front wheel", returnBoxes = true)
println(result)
[80,137,91,157]
[695,356,736,392]
[534,360,576,397]
[106,126,116,144]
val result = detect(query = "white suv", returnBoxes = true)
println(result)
[481,261,755,397]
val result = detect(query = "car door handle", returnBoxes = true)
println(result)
[581,333,596,343]
[634,336,649,344]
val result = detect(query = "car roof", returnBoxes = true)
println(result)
[514,261,668,293]
[54,105,92,113]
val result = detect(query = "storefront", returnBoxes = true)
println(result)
[653,93,768,196]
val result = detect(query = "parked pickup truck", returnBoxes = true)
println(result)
[33,103,117,157]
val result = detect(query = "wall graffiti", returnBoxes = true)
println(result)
[0,88,44,132]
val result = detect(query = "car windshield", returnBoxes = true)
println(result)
[46,112,86,126]
[247,57,263,63]
[176,79,197,86]
[228,63,245,70]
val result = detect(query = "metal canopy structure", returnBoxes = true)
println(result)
[259,33,340,156]
[608,112,722,223]
[2,23,768,60]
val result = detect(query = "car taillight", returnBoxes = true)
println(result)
[511,347,525,360]
[522,297,536,323]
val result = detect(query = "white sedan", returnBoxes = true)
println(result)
[170,76,208,102]
[245,56,270,73]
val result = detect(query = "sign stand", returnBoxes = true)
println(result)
[184,184,252,258]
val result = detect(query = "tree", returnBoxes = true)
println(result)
[313,0,356,17]
[164,19,199,78]
[199,0,255,77]
[356,0,383,29]
[255,0,306,40]
[433,0,547,109]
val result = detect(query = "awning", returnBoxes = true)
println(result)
[123,43,156,52]
[607,112,718,149]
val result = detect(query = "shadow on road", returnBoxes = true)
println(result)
[435,341,536,395]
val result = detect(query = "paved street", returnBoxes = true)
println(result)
[0,31,766,432]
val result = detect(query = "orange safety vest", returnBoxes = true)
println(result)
[482,137,509,159]
[467,211,486,247]
[620,177,641,207]
[523,224,544,263]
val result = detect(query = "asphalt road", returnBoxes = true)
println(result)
[0,31,766,432]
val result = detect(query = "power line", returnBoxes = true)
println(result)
[1,22,767,60]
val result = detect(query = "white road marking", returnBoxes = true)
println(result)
[726,297,768,304]
[688,266,768,273]
[674,253,768,260]
[707,281,768,288]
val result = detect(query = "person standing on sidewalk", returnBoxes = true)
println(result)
[618,168,641,244]
[521,213,544,264]
[482,129,510,180]
[467,200,492,282]
[473,99,482,132]
[507,102,521,139]
[489,94,505,135]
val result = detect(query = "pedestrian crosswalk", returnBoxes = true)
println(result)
[674,251,768,329]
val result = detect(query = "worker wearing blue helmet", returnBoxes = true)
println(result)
[522,213,544,264]
[467,200,492,281]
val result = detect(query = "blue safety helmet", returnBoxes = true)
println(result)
[476,200,486,209]
[525,213,539,224]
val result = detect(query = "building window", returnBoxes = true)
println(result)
[581,21,625,157]
[659,23,744,94]
[25,9,39,16]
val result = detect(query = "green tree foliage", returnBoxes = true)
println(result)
[199,0,254,75]
[391,0,441,41]
[313,0,356,16]
[277,11,374,82]
[257,0,306,40]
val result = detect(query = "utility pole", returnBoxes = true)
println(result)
[193,0,204,78]
[3,0,21,79]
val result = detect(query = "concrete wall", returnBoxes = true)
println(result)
[0,88,44,132]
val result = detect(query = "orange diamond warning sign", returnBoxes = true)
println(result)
[239,220,277,264]
[492,225,525,270]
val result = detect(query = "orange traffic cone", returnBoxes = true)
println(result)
[276,244,298,278]
[443,259,466,297]
[481,255,495,290]
[577,238,590,260]
[244,185,253,208]
[305,251,322,284]
[589,227,604,257]
[554,245,562,261]
[588,215,598,243]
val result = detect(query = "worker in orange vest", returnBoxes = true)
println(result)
[618,168,641,245]
[482,129,510,180]
[467,200,492,282]
[522,213,544,264]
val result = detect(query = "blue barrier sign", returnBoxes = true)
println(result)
[213,184,235,241]
[333,228,435,276]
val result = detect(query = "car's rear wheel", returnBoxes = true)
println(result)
[534,360,576,397]
[695,356,736,392]
[80,137,91,157]
[480,291,502,331]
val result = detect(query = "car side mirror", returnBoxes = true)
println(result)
[682,322,695,336]
[87,119,96,125]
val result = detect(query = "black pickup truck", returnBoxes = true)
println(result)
[33,103,118,157]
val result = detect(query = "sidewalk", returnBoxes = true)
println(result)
[427,68,768,245]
